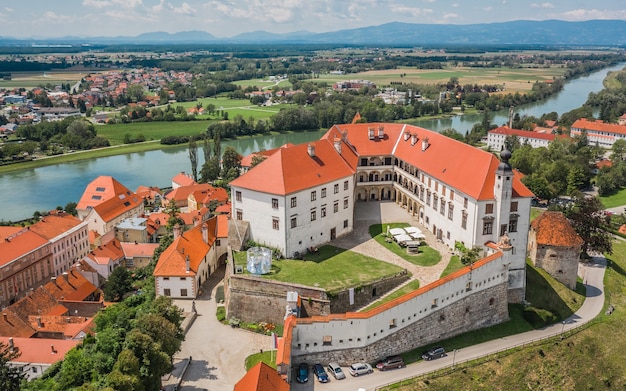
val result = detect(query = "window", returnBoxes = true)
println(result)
[321,188,327,198]
[272,198,278,209]
[440,199,446,215]
[485,203,494,214]
[235,191,242,201]
[433,194,438,207]
[291,217,297,228]
[334,184,339,194]
[236,210,242,220]
[509,219,518,233]
[344,180,349,190]
[464,197,468,208]
[321,206,326,217]
[510,201,518,212]
[450,190,454,200]
[32,367,38,373]
[426,191,431,206]
[334,202,339,213]
[483,221,493,235]
[180,277,186,280]
[291,197,297,208]
[343,198,349,209]
[311,191,316,202]
[164,288,171,296]
[311,210,316,221]
[344,219,348,228]
[448,204,454,220]
[180,289,188,297]
[163,277,170,280]
[272,217,279,230]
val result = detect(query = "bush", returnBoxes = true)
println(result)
[216,306,226,322]
[522,306,557,328]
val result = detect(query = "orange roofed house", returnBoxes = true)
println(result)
[234,361,289,391]
[230,122,534,302]
[76,176,144,235]
[153,216,222,299]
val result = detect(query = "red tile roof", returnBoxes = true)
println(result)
[172,172,196,187]
[234,362,289,391]
[28,214,84,240]
[153,217,217,277]
[91,190,143,223]
[120,242,159,258]
[0,229,49,267]
[572,118,626,136]
[531,211,584,247]
[489,126,556,141]
[77,176,134,211]
[217,215,229,238]
[0,227,22,241]
[86,238,125,265]
[0,336,80,365]
[240,144,294,168]
[165,183,217,203]
[230,138,356,195]
[44,269,98,302]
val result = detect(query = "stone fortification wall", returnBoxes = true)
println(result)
[293,282,508,365]
[329,271,409,313]
[533,245,579,290]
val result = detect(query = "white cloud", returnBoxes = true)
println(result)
[40,11,75,24]
[5,7,14,12]
[442,13,459,20]
[452,3,459,7]
[531,3,554,9]
[561,8,626,20]
[483,6,493,11]
[83,0,142,9]
[152,0,165,12]
[170,2,196,15]
[390,5,433,17]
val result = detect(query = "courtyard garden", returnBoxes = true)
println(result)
[369,222,442,266]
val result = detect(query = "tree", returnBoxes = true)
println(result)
[163,200,184,232]
[123,329,171,391]
[103,267,133,302]
[221,146,242,174]
[454,241,481,265]
[188,140,198,182]
[136,313,182,358]
[250,154,267,168]
[565,196,612,258]
[64,202,78,216]
[0,341,26,391]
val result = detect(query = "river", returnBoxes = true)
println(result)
[1,63,624,222]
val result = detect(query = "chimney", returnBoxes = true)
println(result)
[307,144,315,157]
[173,224,182,240]
[37,316,42,328]
[422,137,430,152]
[403,130,411,141]
[185,255,190,272]
[8,337,13,352]
[378,126,384,138]
[202,223,208,244]
[333,139,342,154]
[62,272,69,283]
[51,345,57,354]
[2,313,6,322]
[411,133,418,146]
[368,127,375,140]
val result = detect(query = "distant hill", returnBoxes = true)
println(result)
[1,20,625,46]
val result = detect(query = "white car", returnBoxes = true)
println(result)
[348,362,372,376]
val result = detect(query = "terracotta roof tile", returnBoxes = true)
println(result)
[531,211,584,247]
[0,229,49,267]
[91,190,143,223]
[172,172,196,187]
[28,214,84,240]
[44,269,98,302]
[0,336,79,365]
[489,126,557,141]
[234,362,289,391]
[217,215,229,238]
[572,118,626,136]
[77,176,134,211]
[120,242,159,258]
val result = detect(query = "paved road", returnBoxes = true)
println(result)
[290,255,607,391]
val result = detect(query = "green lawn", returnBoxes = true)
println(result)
[599,188,626,209]
[361,280,421,312]
[530,207,545,222]
[369,223,442,267]
[233,245,405,293]
[245,350,277,371]
[440,255,463,278]
[97,121,210,145]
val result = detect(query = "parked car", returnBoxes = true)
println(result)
[348,362,373,376]
[296,363,308,383]
[327,362,346,380]
[376,356,405,371]
[313,363,330,383]
[422,346,447,361]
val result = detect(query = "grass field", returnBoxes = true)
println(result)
[233,245,405,293]
[382,242,623,390]
[0,71,85,88]
[245,350,277,371]
[96,121,210,145]
[313,66,567,94]
[361,280,421,312]
[599,187,626,209]
[369,223,442,267]
[439,255,463,278]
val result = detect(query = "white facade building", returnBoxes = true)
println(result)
[487,126,557,151]
[571,118,626,149]
[231,123,533,302]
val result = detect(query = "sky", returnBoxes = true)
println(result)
[2,0,625,38]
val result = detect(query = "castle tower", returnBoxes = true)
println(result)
[494,149,526,303]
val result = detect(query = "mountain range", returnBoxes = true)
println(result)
[5,20,626,46]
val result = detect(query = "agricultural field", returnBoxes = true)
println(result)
[0,71,85,88]
[314,66,568,94]
[231,78,292,90]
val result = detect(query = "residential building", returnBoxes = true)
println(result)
[486,126,558,151]
[231,122,533,302]
[172,172,196,189]
[83,238,125,279]
[114,217,157,244]
[164,183,226,209]
[153,216,220,299]
[234,361,289,391]
[120,242,159,270]
[0,337,80,380]
[29,212,90,277]
[0,228,53,308]
[570,118,626,148]
[76,176,144,223]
